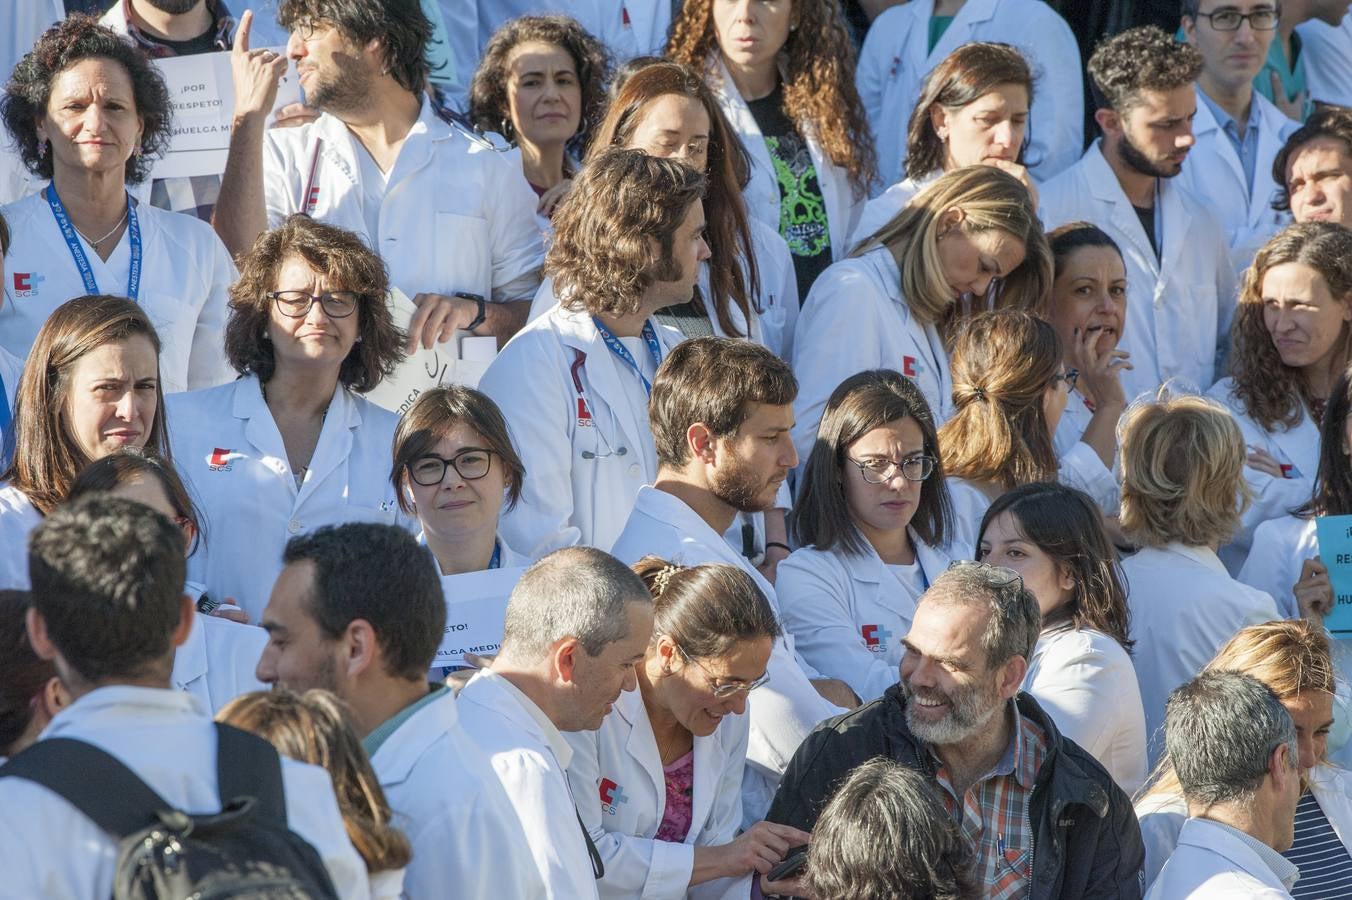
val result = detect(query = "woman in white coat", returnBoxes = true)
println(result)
[790,165,1052,463]
[851,41,1037,246]
[566,557,809,899]
[1209,223,1352,572]
[1117,394,1281,765]
[168,216,409,623]
[0,295,168,590]
[479,150,709,557]
[390,385,532,679]
[855,0,1082,187]
[1136,620,1352,897]
[779,369,967,703]
[668,0,874,301]
[977,482,1147,795]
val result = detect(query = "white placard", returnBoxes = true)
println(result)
[432,567,529,669]
[149,49,302,181]
[365,288,499,416]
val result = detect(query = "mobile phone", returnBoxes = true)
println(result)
[767,846,809,882]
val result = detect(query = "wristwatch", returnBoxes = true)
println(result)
[457,291,487,332]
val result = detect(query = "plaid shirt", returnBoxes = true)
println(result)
[930,702,1049,900]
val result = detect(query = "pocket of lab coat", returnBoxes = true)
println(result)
[436,212,491,300]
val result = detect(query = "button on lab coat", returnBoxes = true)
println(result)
[610,486,847,825]
[167,375,409,621]
[564,687,751,900]
[856,0,1083,188]
[1040,142,1238,398]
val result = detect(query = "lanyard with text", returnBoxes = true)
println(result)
[593,317,662,396]
[45,184,141,301]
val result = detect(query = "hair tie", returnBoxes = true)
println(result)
[651,563,684,597]
[971,386,987,401]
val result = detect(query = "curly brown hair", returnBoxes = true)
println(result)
[1226,222,1352,432]
[1271,108,1352,213]
[224,215,404,393]
[469,15,612,153]
[667,0,876,198]
[547,147,707,316]
[1087,25,1203,113]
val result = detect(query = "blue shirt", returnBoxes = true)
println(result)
[1196,89,1263,192]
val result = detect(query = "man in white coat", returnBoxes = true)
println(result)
[0,496,370,900]
[214,0,543,345]
[1272,107,1352,229]
[458,546,655,899]
[254,522,542,899]
[1040,26,1237,398]
[1179,0,1299,275]
[1148,670,1304,899]
[610,336,854,824]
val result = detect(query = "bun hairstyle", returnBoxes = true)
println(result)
[631,556,780,660]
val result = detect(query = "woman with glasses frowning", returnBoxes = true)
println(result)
[778,369,968,704]
[565,555,808,900]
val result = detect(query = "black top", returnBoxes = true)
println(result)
[1132,202,1159,260]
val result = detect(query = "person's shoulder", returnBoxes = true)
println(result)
[1253,512,1313,546]
[166,379,240,417]
[0,187,47,227]
[0,482,36,516]
[350,390,400,431]
[864,3,920,40]
[138,202,230,256]
[779,545,854,584]
[1036,626,1126,668]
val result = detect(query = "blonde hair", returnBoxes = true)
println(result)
[1138,619,1336,802]
[854,166,1050,332]
[1118,393,1249,548]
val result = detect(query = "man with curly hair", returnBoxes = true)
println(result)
[1040,25,1237,400]
[1272,107,1352,229]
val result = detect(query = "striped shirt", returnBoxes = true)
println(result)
[931,703,1049,900]
[1283,789,1352,898]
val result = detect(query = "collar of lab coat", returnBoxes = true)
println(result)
[612,686,725,832]
[311,98,450,193]
[1190,88,1294,226]
[1175,817,1299,891]
[1157,542,1229,576]
[846,529,951,587]
[43,685,207,740]
[1080,141,1197,283]
[920,0,999,64]
[369,687,460,786]
[171,612,210,692]
[465,668,573,770]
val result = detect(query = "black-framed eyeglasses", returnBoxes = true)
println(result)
[677,645,769,698]
[848,454,936,484]
[407,449,495,486]
[946,560,1025,594]
[268,290,361,319]
[1051,368,1079,392]
[1194,7,1279,30]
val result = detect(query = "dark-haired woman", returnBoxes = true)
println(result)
[168,216,410,623]
[977,482,1147,794]
[566,556,808,899]
[0,16,235,394]
[779,370,967,703]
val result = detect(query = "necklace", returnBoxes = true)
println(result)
[75,207,129,247]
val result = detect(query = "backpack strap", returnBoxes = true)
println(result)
[0,737,170,838]
[215,722,288,826]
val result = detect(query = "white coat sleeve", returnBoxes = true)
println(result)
[854,26,889,167]
[280,762,373,900]
[1022,16,1084,181]
[1056,441,1119,514]
[776,552,898,703]
[261,130,302,230]
[187,235,239,391]
[754,228,800,361]
[1025,638,1135,771]
[564,729,696,899]
[484,151,545,302]
[745,638,846,789]
[1236,520,1304,619]
[689,721,754,900]
[398,782,537,900]
[492,752,595,899]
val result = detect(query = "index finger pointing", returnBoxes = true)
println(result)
[235,9,253,53]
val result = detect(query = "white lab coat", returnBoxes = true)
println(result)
[172,613,267,715]
[610,485,847,825]
[0,188,235,393]
[564,686,751,900]
[1052,392,1125,514]
[1298,12,1352,108]
[457,669,601,900]
[479,300,682,557]
[262,99,544,304]
[0,482,40,590]
[2,2,62,98]
[430,537,530,672]
[1146,816,1296,899]
[1207,378,1318,574]
[1039,142,1237,398]
[855,0,1083,188]
[1176,88,1296,277]
[790,245,953,465]
[848,172,940,249]
[1122,543,1280,764]
[370,688,544,899]
[167,376,409,622]
[776,533,964,703]
[0,345,19,463]
[707,58,863,263]
[1025,625,1147,797]
[0,686,370,900]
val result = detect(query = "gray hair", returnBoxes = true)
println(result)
[1166,670,1298,807]
[923,562,1041,670]
[500,547,652,660]
[803,758,977,900]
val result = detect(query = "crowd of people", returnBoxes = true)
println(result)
[2,0,1352,897]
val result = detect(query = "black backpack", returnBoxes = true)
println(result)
[0,723,341,900]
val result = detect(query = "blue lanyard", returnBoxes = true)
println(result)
[45,184,141,301]
[489,540,501,570]
[593,317,662,395]
[0,375,10,466]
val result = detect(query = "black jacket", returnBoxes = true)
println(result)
[766,687,1144,899]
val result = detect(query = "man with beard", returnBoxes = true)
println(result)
[214,0,543,346]
[255,521,544,898]
[610,336,855,827]
[765,562,1145,898]
[1041,26,1237,399]
[1272,107,1352,229]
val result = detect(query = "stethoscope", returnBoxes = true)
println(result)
[569,350,629,462]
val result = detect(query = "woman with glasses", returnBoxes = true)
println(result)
[168,215,408,623]
[976,482,1147,795]
[779,369,966,703]
[789,165,1051,464]
[566,555,807,899]
[389,385,530,680]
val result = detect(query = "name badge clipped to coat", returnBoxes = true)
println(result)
[1315,514,1352,636]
